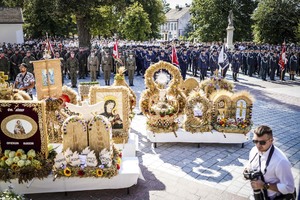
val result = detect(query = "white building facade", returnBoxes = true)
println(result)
[0,7,24,44]
[160,7,191,41]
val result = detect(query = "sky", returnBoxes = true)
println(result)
[167,0,193,8]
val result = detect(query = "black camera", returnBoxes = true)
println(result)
[243,170,262,180]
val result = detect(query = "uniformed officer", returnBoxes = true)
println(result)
[209,50,218,76]
[289,52,298,80]
[261,52,269,81]
[101,48,112,86]
[199,49,209,81]
[10,49,23,81]
[0,50,10,79]
[22,50,36,74]
[179,49,188,80]
[269,51,279,81]
[87,49,100,82]
[126,51,136,86]
[231,49,242,82]
[66,51,79,88]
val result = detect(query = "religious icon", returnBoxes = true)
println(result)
[14,120,26,135]
[193,103,203,118]
[236,100,247,119]
[100,99,123,129]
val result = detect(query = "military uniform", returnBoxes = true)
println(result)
[101,52,112,85]
[67,56,79,87]
[126,53,136,86]
[231,51,242,82]
[0,53,10,78]
[269,54,279,81]
[10,52,23,81]
[289,53,298,80]
[22,55,36,74]
[260,53,269,81]
[87,53,99,82]
[199,51,209,81]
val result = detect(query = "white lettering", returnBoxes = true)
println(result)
[7,142,19,145]
[23,142,34,145]
[15,108,24,112]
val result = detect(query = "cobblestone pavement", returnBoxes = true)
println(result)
[26,70,300,200]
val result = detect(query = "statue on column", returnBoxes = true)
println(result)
[228,10,234,26]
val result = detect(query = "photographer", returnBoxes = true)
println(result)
[244,125,295,200]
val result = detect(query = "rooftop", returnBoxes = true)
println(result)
[0,7,24,24]
[165,7,190,21]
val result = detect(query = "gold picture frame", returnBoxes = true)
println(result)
[89,86,130,143]
[0,101,48,158]
[32,59,62,100]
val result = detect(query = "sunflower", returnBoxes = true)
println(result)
[96,169,103,177]
[64,167,72,177]
[1,156,8,161]
[11,163,18,171]
[15,152,22,157]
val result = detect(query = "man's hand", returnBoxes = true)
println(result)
[251,179,264,190]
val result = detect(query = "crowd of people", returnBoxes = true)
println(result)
[0,38,299,91]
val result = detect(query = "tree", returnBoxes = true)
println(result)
[120,2,151,41]
[252,0,300,44]
[22,0,75,38]
[162,0,171,13]
[136,0,165,39]
[190,0,257,42]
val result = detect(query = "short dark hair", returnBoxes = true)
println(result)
[254,125,273,137]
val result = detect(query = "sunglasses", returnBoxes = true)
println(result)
[252,139,270,145]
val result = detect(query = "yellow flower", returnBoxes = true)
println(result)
[117,157,121,165]
[1,156,8,161]
[222,124,225,127]
[11,163,18,171]
[28,156,33,161]
[96,169,103,177]
[15,152,22,157]
[64,167,72,177]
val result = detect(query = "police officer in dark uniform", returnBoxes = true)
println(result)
[231,49,242,82]
[191,46,200,77]
[269,51,279,81]
[179,49,188,80]
[260,52,269,81]
[199,49,209,81]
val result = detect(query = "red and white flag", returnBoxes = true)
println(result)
[279,42,286,71]
[113,40,119,59]
[171,45,179,66]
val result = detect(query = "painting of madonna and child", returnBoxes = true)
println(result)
[89,86,130,140]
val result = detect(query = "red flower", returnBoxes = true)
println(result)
[119,152,122,158]
[77,170,85,176]
[116,164,120,170]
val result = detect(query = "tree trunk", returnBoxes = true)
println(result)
[76,14,91,48]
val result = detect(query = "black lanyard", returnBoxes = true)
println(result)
[250,145,275,175]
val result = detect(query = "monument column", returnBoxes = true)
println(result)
[226,10,235,50]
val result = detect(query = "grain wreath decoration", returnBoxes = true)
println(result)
[199,77,234,98]
[140,61,186,134]
[183,90,212,133]
[112,67,137,120]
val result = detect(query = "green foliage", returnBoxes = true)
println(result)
[0,0,24,7]
[90,6,120,38]
[162,0,171,13]
[191,0,257,42]
[252,0,300,44]
[22,0,76,38]
[120,2,151,41]
[136,0,166,39]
